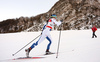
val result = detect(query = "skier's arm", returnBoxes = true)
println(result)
[53,19,63,26]
[53,20,61,26]
[42,24,47,30]
[95,28,97,31]
[41,24,47,34]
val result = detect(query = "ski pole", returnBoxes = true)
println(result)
[56,24,62,58]
[12,34,41,56]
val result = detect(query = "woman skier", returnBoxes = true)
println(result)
[25,14,63,57]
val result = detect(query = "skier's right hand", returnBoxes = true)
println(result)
[41,32,42,35]
[60,20,63,22]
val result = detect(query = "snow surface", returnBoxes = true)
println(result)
[0,29,100,62]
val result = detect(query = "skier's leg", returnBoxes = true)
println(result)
[45,34,53,54]
[30,36,42,49]
[25,33,46,57]
[92,32,95,38]
[30,33,46,49]
[94,32,97,38]
[95,35,97,38]
[46,36,52,52]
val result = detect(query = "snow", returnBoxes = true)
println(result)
[0,29,100,62]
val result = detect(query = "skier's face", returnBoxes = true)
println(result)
[53,17,57,20]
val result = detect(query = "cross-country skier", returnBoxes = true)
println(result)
[25,14,63,57]
[92,25,97,38]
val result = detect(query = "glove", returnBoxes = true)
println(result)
[60,20,63,22]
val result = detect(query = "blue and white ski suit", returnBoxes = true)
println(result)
[30,18,61,50]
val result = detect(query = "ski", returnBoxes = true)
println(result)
[13,57,45,60]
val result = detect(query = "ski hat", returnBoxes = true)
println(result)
[51,14,57,19]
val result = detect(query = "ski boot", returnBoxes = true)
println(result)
[45,50,54,55]
[25,48,31,57]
